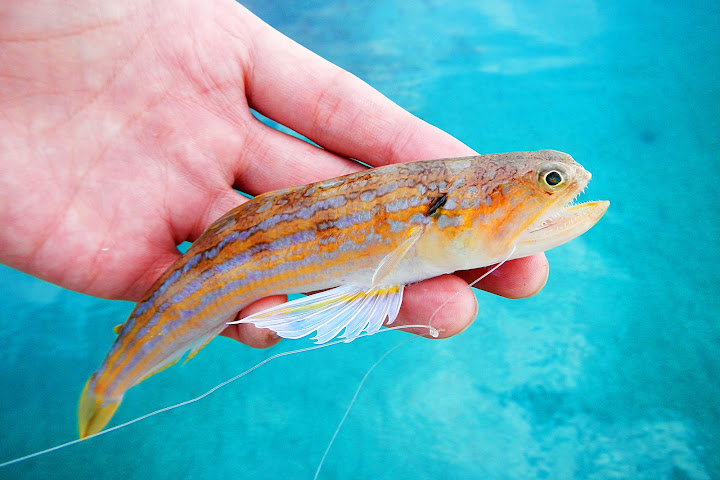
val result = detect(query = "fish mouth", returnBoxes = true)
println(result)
[514,196,610,257]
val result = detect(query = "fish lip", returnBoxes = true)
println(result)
[516,195,610,252]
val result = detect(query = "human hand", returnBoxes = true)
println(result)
[0,0,548,348]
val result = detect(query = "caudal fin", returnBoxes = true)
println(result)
[78,379,122,439]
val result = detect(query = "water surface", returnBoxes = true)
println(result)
[1,1,718,478]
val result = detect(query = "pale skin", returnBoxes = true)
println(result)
[0,0,548,348]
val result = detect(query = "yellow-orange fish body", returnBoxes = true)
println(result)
[79,150,608,437]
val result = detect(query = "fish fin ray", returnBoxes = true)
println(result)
[183,335,214,364]
[236,285,404,344]
[137,324,225,383]
[182,321,229,365]
[137,353,184,384]
[370,227,424,289]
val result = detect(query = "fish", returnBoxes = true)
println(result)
[78,150,609,438]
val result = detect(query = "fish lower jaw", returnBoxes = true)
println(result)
[514,199,609,257]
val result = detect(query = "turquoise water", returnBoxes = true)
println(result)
[1,1,719,478]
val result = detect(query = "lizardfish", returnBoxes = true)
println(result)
[78,150,608,437]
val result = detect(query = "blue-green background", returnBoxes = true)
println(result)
[1,1,718,478]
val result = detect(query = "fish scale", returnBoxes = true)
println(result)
[78,150,609,438]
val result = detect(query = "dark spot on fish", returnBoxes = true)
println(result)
[426,193,448,217]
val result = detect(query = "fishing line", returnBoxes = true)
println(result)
[312,335,416,480]
[426,244,516,332]
[0,323,436,469]
[312,245,517,478]
[1,249,516,470]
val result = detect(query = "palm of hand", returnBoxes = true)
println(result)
[3,2,271,300]
[0,0,548,347]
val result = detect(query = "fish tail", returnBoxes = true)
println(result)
[78,378,122,439]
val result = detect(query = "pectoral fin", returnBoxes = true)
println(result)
[232,285,404,344]
[370,227,423,289]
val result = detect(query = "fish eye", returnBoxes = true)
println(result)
[537,165,567,192]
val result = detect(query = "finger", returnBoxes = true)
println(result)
[233,119,364,195]
[393,274,479,339]
[220,294,287,348]
[242,10,475,165]
[455,253,549,299]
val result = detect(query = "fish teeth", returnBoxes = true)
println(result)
[531,182,589,233]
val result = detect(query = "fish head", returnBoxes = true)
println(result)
[445,150,609,265]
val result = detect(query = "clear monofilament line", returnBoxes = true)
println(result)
[0,244,515,469]
[0,323,437,469]
[426,244,517,333]
[312,334,417,480]
[312,252,517,479]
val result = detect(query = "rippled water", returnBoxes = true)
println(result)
[1,1,718,478]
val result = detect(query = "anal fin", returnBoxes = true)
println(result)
[183,334,215,364]
[137,322,227,384]
[137,352,184,384]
